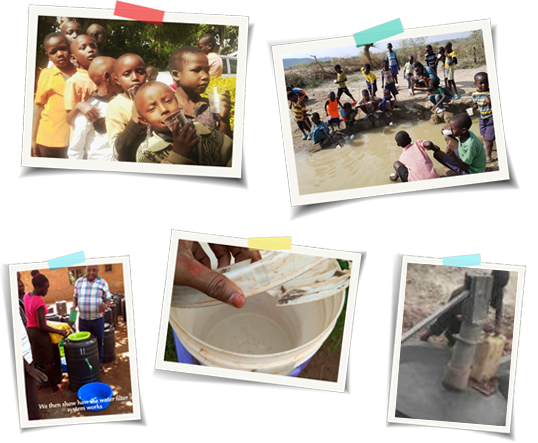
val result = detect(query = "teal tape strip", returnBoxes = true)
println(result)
[442,254,481,267]
[353,19,404,47]
[48,251,86,270]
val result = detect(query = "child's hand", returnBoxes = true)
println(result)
[423,140,435,151]
[77,102,100,122]
[172,121,199,158]
[31,141,39,157]
[130,104,147,127]
[446,145,456,157]
[441,123,451,133]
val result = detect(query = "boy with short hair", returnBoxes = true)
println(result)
[361,64,377,97]
[309,112,335,147]
[134,81,233,166]
[340,103,358,136]
[288,91,311,140]
[385,43,400,86]
[64,35,99,124]
[472,72,495,163]
[68,57,122,161]
[169,47,232,138]
[197,34,223,78]
[378,89,395,126]
[60,19,83,45]
[146,66,159,82]
[444,42,459,98]
[358,89,381,120]
[403,55,415,96]
[390,131,440,182]
[334,65,357,104]
[427,77,452,113]
[325,91,342,133]
[381,60,398,106]
[32,33,77,158]
[105,53,148,162]
[86,23,107,52]
[424,45,437,72]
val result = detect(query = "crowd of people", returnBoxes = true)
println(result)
[32,17,233,166]
[287,41,496,181]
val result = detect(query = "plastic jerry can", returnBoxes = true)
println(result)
[471,333,506,382]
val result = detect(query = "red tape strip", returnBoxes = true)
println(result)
[114,1,164,25]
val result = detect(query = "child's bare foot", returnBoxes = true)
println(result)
[487,156,493,163]
[420,330,432,342]
[51,384,63,396]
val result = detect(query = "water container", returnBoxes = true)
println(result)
[103,323,116,363]
[64,333,101,391]
[113,294,125,317]
[60,314,70,323]
[121,299,126,324]
[46,313,61,322]
[471,334,506,382]
[55,300,67,315]
[104,307,114,327]
[111,302,118,327]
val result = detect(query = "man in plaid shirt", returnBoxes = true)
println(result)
[72,265,112,365]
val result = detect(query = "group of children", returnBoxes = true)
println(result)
[288,40,496,177]
[32,18,233,166]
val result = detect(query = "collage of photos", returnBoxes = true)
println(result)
[273,20,509,205]
[22,7,248,177]
[10,256,139,427]
[388,257,524,433]
[155,231,361,392]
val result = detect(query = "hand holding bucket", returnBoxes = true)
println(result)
[207,87,231,118]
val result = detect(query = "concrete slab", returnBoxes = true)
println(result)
[396,344,507,426]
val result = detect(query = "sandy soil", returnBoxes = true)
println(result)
[32,310,133,421]
[402,264,518,352]
[290,65,499,169]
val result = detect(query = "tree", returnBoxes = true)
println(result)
[363,43,375,66]
[399,37,426,65]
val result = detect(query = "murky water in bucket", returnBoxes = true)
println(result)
[295,117,481,195]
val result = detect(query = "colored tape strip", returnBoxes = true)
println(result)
[353,19,404,47]
[114,1,165,25]
[248,237,291,251]
[48,252,86,270]
[442,254,481,267]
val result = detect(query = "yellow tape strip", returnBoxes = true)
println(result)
[248,237,291,251]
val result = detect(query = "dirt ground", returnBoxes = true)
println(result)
[298,336,341,382]
[32,306,133,421]
[290,65,499,171]
[402,264,518,352]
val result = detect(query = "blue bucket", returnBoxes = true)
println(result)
[172,329,311,377]
[78,382,113,411]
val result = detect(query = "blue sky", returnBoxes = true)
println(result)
[283,31,473,59]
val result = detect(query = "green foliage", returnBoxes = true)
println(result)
[456,30,486,68]
[164,323,178,362]
[201,76,237,131]
[397,37,426,65]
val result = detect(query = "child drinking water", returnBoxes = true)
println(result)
[32,33,77,158]
[134,81,233,166]
[472,72,495,163]
[390,131,440,182]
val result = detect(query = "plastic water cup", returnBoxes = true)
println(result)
[127,85,140,101]
[163,109,189,132]
[207,87,227,114]
[442,129,453,136]
[466,107,474,116]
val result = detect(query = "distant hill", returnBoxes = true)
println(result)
[283,57,332,69]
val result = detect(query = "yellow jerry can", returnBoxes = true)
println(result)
[471,333,506,382]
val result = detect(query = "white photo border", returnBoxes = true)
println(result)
[22,5,248,179]
[155,230,361,392]
[9,255,140,428]
[272,19,509,206]
[387,255,525,433]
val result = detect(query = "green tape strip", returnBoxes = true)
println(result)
[48,251,85,270]
[442,254,481,267]
[353,19,404,47]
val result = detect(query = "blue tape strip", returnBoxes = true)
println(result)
[48,251,86,270]
[442,254,481,267]
[353,19,404,47]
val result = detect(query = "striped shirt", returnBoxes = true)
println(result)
[381,69,395,84]
[74,276,112,321]
[425,51,437,69]
[293,100,306,122]
[472,91,492,119]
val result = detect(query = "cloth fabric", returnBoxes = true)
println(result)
[296,120,309,131]
[23,293,47,328]
[293,100,306,121]
[403,61,414,76]
[378,97,393,109]
[384,82,398,98]
[292,88,308,101]
[106,93,134,156]
[361,68,376,84]
[397,163,409,182]
[326,98,339,119]
[366,79,378,96]
[207,52,223,77]
[398,139,440,181]
[328,117,340,125]
[310,121,330,144]
[136,122,233,166]
[185,98,219,129]
[79,316,105,364]
[385,50,398,67]
[74,276,112,321]
[440,152,469,175]
[457,131,487,174]
[425,51,437,69]
[64,68,96,111]
[428,93,451,107]
[381,68,395,85]
[406,75,413,89]
[340,108,356,122]
[336,72,347,89]
[337,87,353,100]
[444,67,455,81]
[479,116,496,141]
[68,94,115,161]
[19,297,27,328]
[34,65,71,148]
[390,65,399,77]
[472,90,492,119]
[423,66,439,80]
[26,327,53,366]
[359,98,377,114]
[21,317,32,364]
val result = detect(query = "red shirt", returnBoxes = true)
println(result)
[23,292,47,328]
[399,140,440,181]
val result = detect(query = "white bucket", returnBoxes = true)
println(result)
[170,290,345,375]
